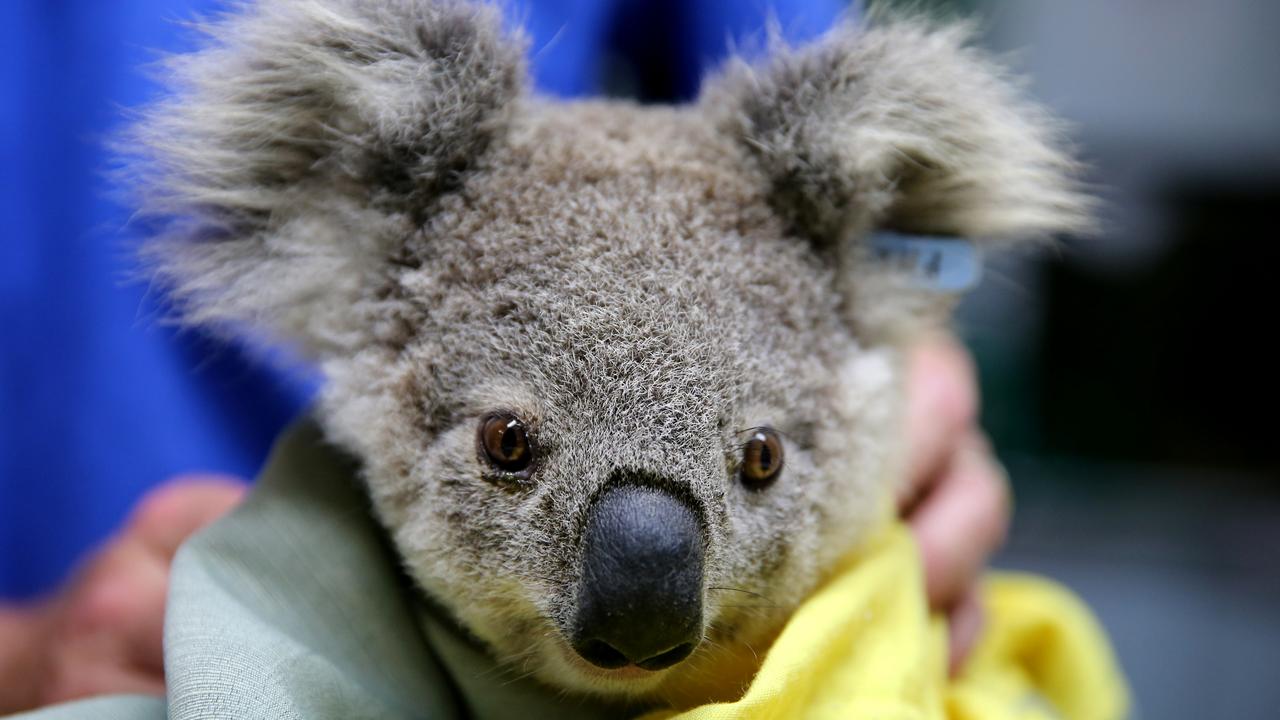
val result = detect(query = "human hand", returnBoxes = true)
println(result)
[0,477,246,714]
[900,334,1011,673]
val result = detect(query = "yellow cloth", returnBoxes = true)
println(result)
[646,524,1128,720]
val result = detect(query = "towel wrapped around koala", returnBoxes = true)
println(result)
[14,421,1127,720]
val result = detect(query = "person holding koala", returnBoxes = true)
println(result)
[1,0,1125,717]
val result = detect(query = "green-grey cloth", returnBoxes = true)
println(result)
[12,421,638,720]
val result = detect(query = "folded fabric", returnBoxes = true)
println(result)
[11,421,1128,720]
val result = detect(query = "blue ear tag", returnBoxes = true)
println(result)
[869,232,983,293]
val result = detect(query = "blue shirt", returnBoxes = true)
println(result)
[0,0,850,599]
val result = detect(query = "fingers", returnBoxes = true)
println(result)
[40,659,166,705]
[0,607,52,713]
[58,534,171,677]
[114,539,170,676]
[126,476,248,561]
[30,477,248,707]
[0,530,172,711]
[898,334,1009,671]
[909,431,1010,612]
[22,537,168,707]
[900,334,978,506]
[115,477,247,671]
[946,586,984,677]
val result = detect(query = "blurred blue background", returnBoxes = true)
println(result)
[3,1,1278,718]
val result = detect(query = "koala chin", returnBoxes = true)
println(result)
[125,0,1089,702]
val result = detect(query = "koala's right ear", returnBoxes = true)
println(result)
[700,17,1092,342]
[124,0,524,357]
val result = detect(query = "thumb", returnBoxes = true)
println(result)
[125,476,248,560]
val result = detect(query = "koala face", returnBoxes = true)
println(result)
[317,104,899,695]
[127,0,1087,702]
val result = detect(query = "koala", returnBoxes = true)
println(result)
[125,0,1088,704]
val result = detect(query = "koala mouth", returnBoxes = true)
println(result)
[568,484,706,673]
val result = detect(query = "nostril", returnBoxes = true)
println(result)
[575,638,630,669]
[635,642,695,671]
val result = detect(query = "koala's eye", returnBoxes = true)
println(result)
[479,414,533,473]
[740,428,784,489]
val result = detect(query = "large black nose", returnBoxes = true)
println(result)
[571,484,704,671]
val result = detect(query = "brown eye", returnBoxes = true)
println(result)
[740,428,784,489]
[479,414,532,473]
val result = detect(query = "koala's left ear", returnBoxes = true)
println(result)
[701,18,1091,340]
[125,0,525,358]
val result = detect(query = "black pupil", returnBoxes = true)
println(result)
[756,438,773,472]
[500,423,522,459]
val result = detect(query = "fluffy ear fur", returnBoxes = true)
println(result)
[125,0,525,356]
[702,17,1091,340]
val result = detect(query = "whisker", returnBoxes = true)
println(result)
[708,586,774,603]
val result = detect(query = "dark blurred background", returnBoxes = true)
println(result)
[921,1,1280,718]
[3,1,1278,718]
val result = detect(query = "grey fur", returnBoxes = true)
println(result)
[701,19,1091,340]
[124,0,1089,704]
[125,0,524,354]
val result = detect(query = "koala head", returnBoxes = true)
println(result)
[127,0,1087,701]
